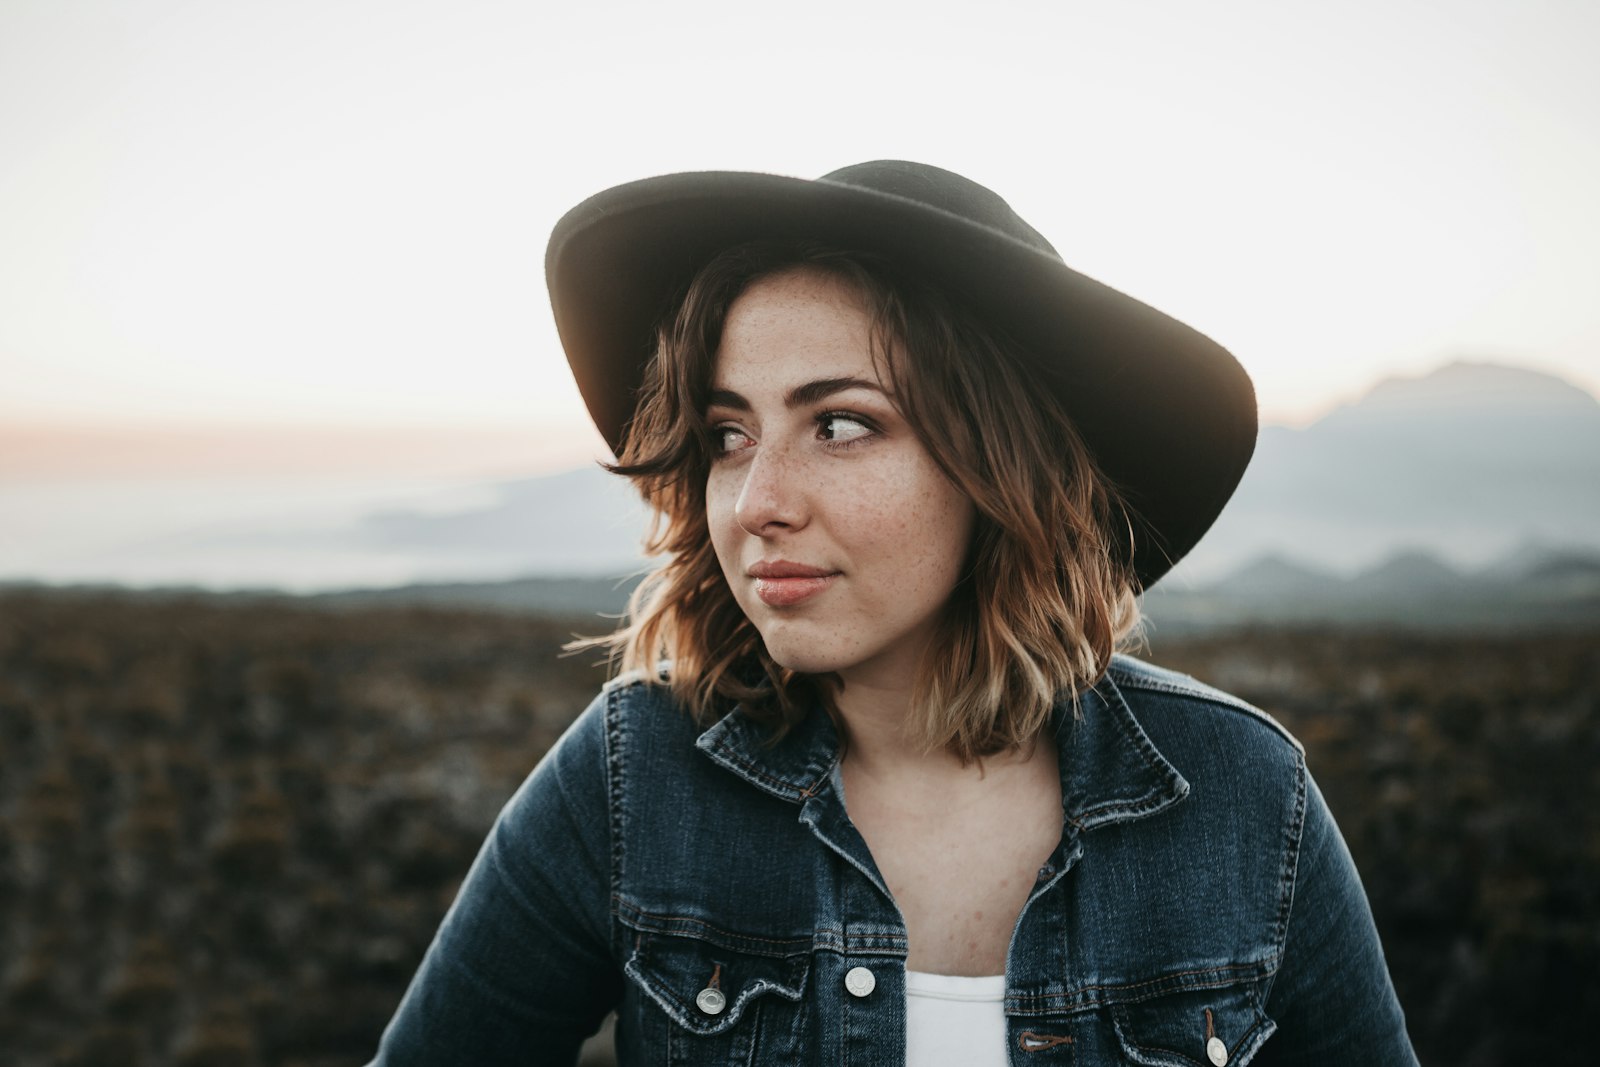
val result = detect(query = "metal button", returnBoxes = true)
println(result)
[1206,1036,1228,1066]
[695,987,726,1015]
[1037,864,1055,881]
[844,966,876,998]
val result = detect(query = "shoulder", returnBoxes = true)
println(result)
[1100,653,1307,827]
[518,672,689,801]
[601,663,672,694]
[504,674,706,854]
[1107,652,1304,757]
[597,666,706,746]
[1068,656,1318,1006]
[586,671,751,808]
[520,672,706,803]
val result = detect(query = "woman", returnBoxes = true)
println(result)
[371,161,1418,1065]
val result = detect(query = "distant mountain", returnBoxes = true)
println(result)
[1325,360,1600,417]
[347,465,648,576]
[1212,553,1341,600]
[1179,360,1600,579]
[1348,549,1464,594]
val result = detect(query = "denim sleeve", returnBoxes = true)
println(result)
[369,693,621,1066]
[1257,767,1419,1066]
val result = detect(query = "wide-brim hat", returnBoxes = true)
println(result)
[545,160,1256,588]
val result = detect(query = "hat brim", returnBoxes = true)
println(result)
[545,169,1257,588]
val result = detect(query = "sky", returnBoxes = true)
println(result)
[2,0,1598,485]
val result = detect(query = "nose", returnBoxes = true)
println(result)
[733,442,809,536]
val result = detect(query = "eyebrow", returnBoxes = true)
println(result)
[706,375,890,413]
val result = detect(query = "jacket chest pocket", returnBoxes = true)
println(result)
[1109,982,1276,1067]
[624,927,811,1066]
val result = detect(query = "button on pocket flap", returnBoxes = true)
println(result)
[626,932,809,1037]
[1112,984,1276,1067]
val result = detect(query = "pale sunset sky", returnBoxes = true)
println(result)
[2,0,1598,485]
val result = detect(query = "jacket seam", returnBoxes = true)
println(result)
[1110,672,1304,754]
[604,686,627,960]
[612,901,913,957]
[613,899,816,953]
[1108,670,1262,718]
[1008,956,1282,1009]
[1263,750,1309,1005]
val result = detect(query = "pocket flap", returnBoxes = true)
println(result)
[625,931,809,1037]
[1112,983,1276,1067]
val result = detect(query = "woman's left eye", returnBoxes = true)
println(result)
[817,413,875,445]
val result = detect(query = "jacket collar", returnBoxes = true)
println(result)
[695,694,842,803]
[694,668,1190,830]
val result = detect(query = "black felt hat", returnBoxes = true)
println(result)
[544,160,1257,588]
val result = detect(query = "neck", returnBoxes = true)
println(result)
[831,674,922,772]
[832,672,1047,790]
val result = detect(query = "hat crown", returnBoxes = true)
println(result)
[817,160,1060,260]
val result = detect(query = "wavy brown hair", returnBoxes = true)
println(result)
[582,241,1144,761]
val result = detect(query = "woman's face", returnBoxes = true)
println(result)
[705,267,975,691]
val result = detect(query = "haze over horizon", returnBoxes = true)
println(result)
[4,357,1597,593]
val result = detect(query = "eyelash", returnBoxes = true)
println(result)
[708,411,879,459]
[818,410,879,448]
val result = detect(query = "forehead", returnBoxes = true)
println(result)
[711,267,890,390]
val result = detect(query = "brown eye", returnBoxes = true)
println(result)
[712,425,754,455]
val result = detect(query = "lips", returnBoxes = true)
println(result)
[749,561,835,579]
[748,560,839,607]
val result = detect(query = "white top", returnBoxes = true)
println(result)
[904,970,1008,1067]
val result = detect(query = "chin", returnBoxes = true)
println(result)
[752,627,849,677]
[758,643,840,676]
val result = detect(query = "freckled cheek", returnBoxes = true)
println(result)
[707,495,742,588]
[905,495,976,593]
[704,479,740,544]
[841,484,969,577]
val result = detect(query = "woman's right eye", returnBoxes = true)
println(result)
[711,425,754,455]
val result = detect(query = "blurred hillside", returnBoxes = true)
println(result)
[0,589,1595,1064]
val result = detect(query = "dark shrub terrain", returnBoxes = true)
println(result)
[0,589,1594,1065]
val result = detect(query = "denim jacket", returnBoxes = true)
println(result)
[371,655,1418,1065]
